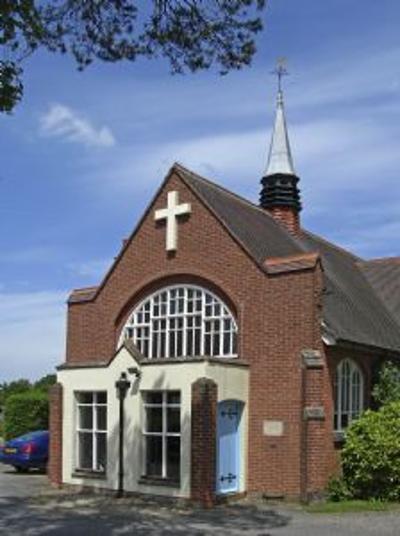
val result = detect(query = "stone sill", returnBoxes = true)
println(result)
[72,469,107,480]
[333,431,345,446]
[139,476,180,488]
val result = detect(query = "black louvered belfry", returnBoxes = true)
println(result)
[260,172,302,212]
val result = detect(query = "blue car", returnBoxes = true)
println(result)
[0,430,49,472]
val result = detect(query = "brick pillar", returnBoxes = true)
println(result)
[301,349,335,501]
[191,378,218,507]
[48,382,63,487]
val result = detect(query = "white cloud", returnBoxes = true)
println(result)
[0,291,67,382]
[68,259,111,280]
[40,104,116,147]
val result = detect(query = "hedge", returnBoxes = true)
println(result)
[4,390,49,440]
[342,402,400,501]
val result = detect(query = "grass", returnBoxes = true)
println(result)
[304,499,400,514]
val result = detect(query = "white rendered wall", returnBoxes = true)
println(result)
[58,348,249,498]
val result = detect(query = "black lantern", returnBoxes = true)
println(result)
[115,372,131,498]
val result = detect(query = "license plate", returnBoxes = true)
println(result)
[4,448,17,454]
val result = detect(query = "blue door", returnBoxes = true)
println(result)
[216,400,241,494]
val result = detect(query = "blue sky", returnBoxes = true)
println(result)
[1,0,400,381]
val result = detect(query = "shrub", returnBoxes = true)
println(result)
[4,390,49,440]
[372,361,400,407]
[342,402,400,501]
[327,476,352,502]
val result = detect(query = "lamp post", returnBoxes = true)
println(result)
[115,371,131,498]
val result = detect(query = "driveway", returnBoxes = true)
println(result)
[1,464,400,535]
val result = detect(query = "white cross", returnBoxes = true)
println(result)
[154,191,191,251]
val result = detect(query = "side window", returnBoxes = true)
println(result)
[75,391,107,472]
[334,359,364,432]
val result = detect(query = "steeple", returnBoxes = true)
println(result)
[260,61,302,235]
[264,90,296,177]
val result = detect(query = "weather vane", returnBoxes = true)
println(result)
[271,57,289,92]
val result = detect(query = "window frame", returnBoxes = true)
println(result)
[334,359,364,433]
[142,390,181,481]
[75,391,108,473]
[120,284,238,360]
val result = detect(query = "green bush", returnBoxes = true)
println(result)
[372,361,400,407]
[342,402,400,501]
[4,390,49,440]
[327,476,352,502]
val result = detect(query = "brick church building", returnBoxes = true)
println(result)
[49,86,400,505]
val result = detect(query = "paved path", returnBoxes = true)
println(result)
[1,465,400,535]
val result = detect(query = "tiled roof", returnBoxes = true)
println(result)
[300,232,400,353]
[175,163,305,264]
[359,258,400,327]
[68,286,98,303]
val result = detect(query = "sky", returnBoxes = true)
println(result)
[1,0,400,381]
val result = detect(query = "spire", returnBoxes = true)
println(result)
[260,59,302,235]
[264,90,296,177]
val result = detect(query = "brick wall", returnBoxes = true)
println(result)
[191,378,217,506]
[63,170,334,498]
[48,383,63,487]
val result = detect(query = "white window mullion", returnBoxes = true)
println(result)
[162,393,167,478]
[149,296,154,359]
[165,290,171,358]
[337,368,342,431]
[183,287,188,357]
[200,291,205,356]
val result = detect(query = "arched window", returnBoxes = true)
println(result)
[334,359,364,432]
[120,285,238,359]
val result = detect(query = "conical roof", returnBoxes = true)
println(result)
[264,90,296,177]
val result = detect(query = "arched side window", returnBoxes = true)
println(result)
[334,359,364,432]
[120,285,238,359]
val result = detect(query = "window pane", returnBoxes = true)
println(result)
[79,406,93,430]
[78,432,93,469]
[145,392,162,404]
[167,437,180,480]
[167,391,180,405]
[96,392,107,404]
[96,433,107,471]
[77,392,93,404]
[146,436,163,477]
[223,332,230,355]
[167,408,180,433]
[145,407,162,433]
[97,406,107,431]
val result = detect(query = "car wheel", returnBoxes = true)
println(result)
[14,466,29,473]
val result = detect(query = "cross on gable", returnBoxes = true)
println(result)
[154,191,191,251]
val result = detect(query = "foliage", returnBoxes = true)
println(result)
[0,379,32,409]
[34,374,56,393]
[326,476,352,502]
[372,361,400,407]
[0,1,267,112]
[341,402,400,501]
[4,390,49,440]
